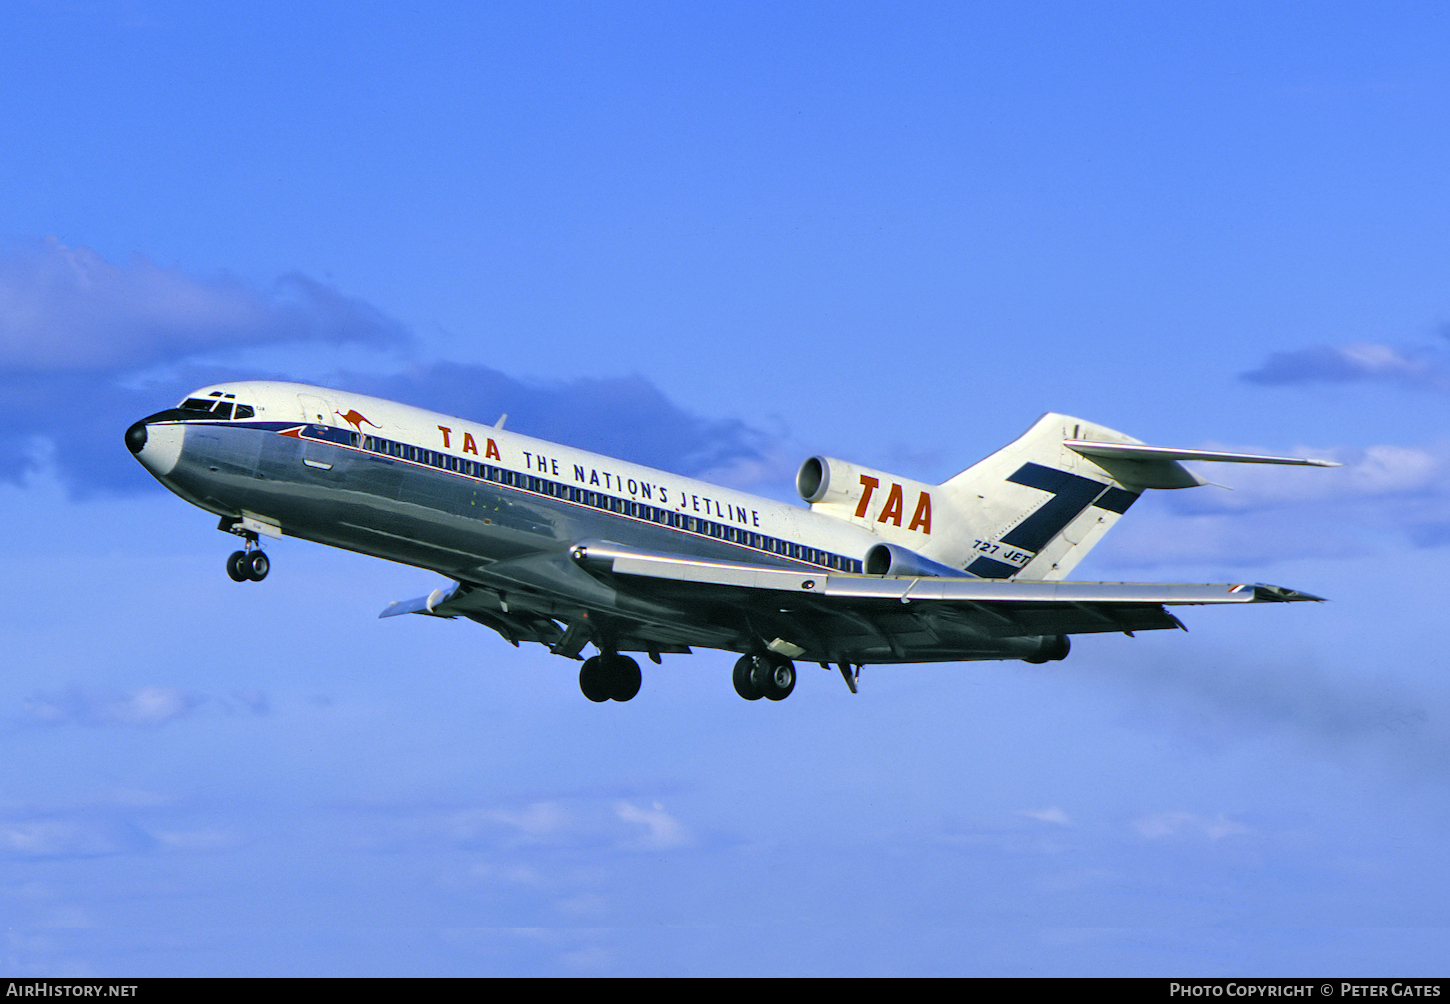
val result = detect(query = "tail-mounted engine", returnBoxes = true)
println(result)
[863,541,969,578]
[797,456,938,539]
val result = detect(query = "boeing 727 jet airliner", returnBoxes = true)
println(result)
[125,381,1336,703]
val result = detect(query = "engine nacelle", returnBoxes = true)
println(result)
[798,455,867,505]
[797,456,939,538]
[1022,634,1070,664]
[864,542,970,578]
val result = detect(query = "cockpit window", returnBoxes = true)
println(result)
[177,397,255,419]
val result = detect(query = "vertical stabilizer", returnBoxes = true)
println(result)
[923,413,1200,580]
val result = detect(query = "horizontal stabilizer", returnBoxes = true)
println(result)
[1066,440,1340,467]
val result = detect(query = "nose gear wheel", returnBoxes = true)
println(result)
[221,519,270,583]
[245,550,269,581]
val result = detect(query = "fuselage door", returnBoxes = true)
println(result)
[298,393,337,426]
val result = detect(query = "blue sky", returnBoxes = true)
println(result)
[3,1,1450,976]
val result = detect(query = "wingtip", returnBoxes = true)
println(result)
[1250,583,1326,602]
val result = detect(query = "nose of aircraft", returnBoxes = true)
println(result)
[125,413,186,476]
[125,419,148,454]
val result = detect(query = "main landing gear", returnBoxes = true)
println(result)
[732,653,796,701]
[579,653,642,703]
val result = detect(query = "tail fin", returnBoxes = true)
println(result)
[928,413,1159,579]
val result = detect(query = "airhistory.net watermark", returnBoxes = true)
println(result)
[6,987,139,997]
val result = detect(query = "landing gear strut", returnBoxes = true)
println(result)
[579,653,642,702]
[733,653,796,701]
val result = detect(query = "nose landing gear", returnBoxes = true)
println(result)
[226,547,270,582]
[220,519,270,583]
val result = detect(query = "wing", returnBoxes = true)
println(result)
[384,539,1320,666]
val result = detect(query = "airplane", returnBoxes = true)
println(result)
[125,381,1337,703]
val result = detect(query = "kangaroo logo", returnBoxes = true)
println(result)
[335,409,380,432]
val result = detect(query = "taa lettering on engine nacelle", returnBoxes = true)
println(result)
[855,475,932,534]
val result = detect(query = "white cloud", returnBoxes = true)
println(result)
[0,243,773,497]
[555,893,609,918]
[1020,807,1072,825]
[0,818,146,858]
[0,238,408,373]
[24,686,202,727]
[560,943,612,969]
[492,802,573,841]
[0,241,413,493]
[614,800,690,850]
[1134,812,1248,841]
[1098,438,1450,568]
[347,365,769,479]
[1174,443,1443,511]
[1242,342,1450,391]
[151,829,243,852]
[116,686,192,725]
[360,796,696,858]
[467,862,542,886]
[373,800,582,850]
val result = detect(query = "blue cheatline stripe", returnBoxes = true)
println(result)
[966,556,1020,579]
